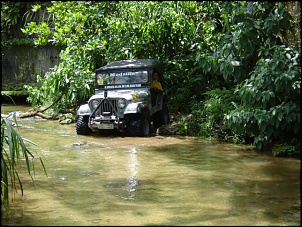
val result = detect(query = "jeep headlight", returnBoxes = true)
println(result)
[117,98,126,109]
[77,104,91,115]
[91,100,100,110]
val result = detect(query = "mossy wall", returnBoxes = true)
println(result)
[1,45,62,86]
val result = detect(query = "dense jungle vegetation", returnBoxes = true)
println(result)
[1,1,301,213]
[2,1,300,154]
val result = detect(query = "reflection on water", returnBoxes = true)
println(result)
[126,147,139,198]
[1,104,301,226]
[105,147,139,201]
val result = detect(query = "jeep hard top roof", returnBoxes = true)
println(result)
[95,59,162,72]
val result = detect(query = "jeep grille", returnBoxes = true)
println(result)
[90,98,118,116]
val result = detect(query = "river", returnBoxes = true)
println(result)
[1,104,300,226]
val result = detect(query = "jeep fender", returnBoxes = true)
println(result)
[77,104,91,116]
[124,103,149,115]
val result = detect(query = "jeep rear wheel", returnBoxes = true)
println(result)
[153,102,169,128]
[127,115,150,137]
[76,116,90,135]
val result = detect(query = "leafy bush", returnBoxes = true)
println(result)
[176,88,245,144]
[272,142,300,157]
[225,45,300,150]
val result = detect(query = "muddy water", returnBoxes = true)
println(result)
[1,104,301,226]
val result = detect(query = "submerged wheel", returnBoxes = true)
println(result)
[153,102,169,128]
[76,116,90,135]
[127,115,150,137]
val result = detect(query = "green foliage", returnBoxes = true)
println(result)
[25,52,95,110]
[225,45,300,150]
[1,2,36,48]
[176,88,245,144]
[209,2,294,84]
[1,2,25,35]
[175,116,189,136]
[21,1,221,112]
[271,142,300,157]
[1,113,47,211]
[5,1,299,154]
[2,37,35,47]
[2,84,24,91]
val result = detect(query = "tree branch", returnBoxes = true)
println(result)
[18,93,64,119]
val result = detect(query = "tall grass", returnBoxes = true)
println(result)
[1,112,47,212]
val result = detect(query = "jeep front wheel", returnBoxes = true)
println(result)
[76,116,90,135]
[127,115,150,137]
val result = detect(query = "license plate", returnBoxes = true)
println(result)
[98,123,114,129]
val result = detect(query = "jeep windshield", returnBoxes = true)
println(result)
[95,69,149,90]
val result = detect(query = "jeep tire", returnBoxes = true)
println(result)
[127,115,150,137]
[153,102,169,128]
[76,116,90,135]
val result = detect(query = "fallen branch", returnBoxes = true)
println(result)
[18,93,64,119]
[36,112,53,119]
[59,108,75,114]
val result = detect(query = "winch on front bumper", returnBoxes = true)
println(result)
[88,98,127,130]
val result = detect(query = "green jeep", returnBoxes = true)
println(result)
[76,59,169,136]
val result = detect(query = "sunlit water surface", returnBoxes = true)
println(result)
[1,104,300,226]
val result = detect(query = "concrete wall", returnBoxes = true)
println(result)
[2,45,62,86]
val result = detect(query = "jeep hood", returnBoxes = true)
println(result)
[89,88,149,102]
